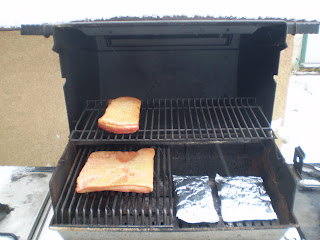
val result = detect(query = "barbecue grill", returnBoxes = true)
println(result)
[21,20,319,239]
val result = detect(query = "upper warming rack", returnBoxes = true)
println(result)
[70,98,275,144]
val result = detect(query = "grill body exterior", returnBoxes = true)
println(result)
[54,228,292,240]
[47,20,299,239]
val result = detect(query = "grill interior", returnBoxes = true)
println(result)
[70,98,275,144]
[49,21,296,238]
[51,142,294,230]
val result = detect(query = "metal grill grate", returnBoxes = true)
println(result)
[70,98,275,144]
[53,145,173,227]
[176,219,281,229]
[51,145,284,231]
[175,175,281,230]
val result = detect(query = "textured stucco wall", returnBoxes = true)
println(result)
[273,34,295,148]
[0,30,68,166]
[292,34,303,70]
[0,30,293,166]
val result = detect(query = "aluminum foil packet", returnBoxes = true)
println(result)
[215,174,277,222]
[173,175,219,223]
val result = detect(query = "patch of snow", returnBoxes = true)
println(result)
[271,118,283,132]
[280,228,301,240]
[280,74,320,163]
[0,166,35,191]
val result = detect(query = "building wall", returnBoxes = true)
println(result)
[273,34,295,148]
[0,30,294,166]
[292,34,303,70]
[0,30,68,166]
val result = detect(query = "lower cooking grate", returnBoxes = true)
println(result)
[53,145,173,227]
[52,144,284,231]
[177,219,281,229]
[175,175,281,230]
[70,97,275,144]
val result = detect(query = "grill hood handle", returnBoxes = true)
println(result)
[20,21,319,37]
[21,24,53,38]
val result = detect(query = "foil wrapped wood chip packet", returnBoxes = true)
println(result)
[173,175,219,223]
[215,174,277,222]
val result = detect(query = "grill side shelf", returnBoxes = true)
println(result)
[70,98,276,144]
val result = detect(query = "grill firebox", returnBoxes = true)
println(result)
[44,20,300,239]
[50,141,297,239]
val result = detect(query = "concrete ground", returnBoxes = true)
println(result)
[273,73,320,164]
[294,185,320,240]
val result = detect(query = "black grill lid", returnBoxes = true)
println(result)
[21,19,319,37]
[20,20,312,134]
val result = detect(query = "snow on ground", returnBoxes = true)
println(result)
[276,73,320,163]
